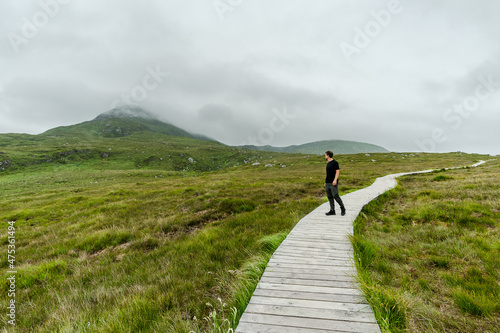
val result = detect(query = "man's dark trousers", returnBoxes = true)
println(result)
[325,183,345,213]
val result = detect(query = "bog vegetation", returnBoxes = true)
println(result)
[353,159,500,332]
[0,131,496,332]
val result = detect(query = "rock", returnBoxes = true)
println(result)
[0,159,12,169]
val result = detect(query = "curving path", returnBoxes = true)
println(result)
[235,161,486,333]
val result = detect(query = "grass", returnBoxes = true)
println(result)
[352,159,500,332]
[0,141,491,332]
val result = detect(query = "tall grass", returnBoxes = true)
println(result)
[0,151,489,331]
[352,159,500,332]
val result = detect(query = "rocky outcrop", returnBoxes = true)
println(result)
[0,159,12,171]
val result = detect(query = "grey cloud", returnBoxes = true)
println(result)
[1,77,110,132]
[1,1,499,154]
[198,104,233,122]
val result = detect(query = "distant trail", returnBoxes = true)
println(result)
[235,161,487,333]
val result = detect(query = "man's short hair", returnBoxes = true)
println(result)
[325,150,333,158]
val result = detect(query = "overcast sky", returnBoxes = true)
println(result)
[1,1,499,154]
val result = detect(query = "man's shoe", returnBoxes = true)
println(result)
[325,211,336,216]
[341,210,346,216]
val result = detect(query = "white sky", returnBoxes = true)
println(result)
[1,0,499,154]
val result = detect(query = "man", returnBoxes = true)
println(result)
[324,150,346,216]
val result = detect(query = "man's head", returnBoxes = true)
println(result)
[325,150,333,161]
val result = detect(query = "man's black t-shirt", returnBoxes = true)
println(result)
[325,159,340,183]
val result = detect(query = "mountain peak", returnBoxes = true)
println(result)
[94,105,160,121]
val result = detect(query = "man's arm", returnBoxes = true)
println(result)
[332,169,340,186]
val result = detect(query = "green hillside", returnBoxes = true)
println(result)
[0,131,279,174]
[0,106,277,174]
[43,106,212,141]
[241,139,389,155]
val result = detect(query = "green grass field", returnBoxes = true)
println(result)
[353,158,500,332]
[0,138,494,332]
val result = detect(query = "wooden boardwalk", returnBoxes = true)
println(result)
[235,162,486,333]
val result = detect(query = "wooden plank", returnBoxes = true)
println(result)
[288,230,351,236]
[260,277,358,288]
[283,240,352,249]
[271,254,353,263]
[265,266,356,276]
[268,260,353,269]
[272,250,352,260]
[291,227,352,232]
[292,223,352,229]
[273,248,353,259]
[281,238,351,246]
[266,262,354,271]
[272,250,351,258]
[267,262,353,270]
[283,239,352,247]
[276,245,353,254]
[292,225,350,228]
[285,236,351,243]
[271,254,352,263]
[251,288,366,304]
[268,258,354,270]
[273,255,352,266]
[247,296,372,313]
[275,246,352,255]
[288,228,350,233]
[236,322,334,333]
[244,303,377,323]
[255,283,362,296]
[238,313,381,333]
[262,270,356,282]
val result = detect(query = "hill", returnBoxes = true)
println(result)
[2,106,391,173]
[1,106,390,174]
[0,105,280,173]
[42,105,389,155]
[240,139,389,155]
[0,130,281,174]
[43,105,212,141]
